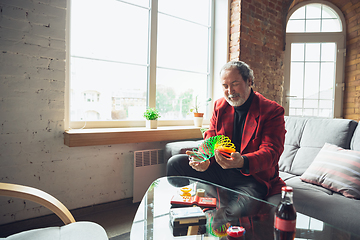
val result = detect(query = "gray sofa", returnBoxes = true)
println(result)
[164,116,360,236]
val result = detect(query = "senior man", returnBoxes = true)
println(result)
[167,60,286,203]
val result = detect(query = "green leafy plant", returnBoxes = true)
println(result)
[143,108,161,120]
[190,96,212,113]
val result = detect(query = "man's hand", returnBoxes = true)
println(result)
[214,150,244,169]
[186,150,210,172]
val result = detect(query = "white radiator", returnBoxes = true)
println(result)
[133,149,166,203]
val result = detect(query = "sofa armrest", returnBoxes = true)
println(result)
[0,183,75,225]
[164,140,204,162]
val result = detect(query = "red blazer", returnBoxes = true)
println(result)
[204,91,286,197]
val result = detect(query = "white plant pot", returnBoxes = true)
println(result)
[146,120,158,129]
[193,117,203,127]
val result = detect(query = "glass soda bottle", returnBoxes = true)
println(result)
[274,186,296,240]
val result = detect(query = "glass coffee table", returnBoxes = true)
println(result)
[130,176,360,240]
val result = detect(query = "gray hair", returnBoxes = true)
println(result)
[220,60,254,86]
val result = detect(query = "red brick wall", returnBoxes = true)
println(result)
[230,0,360,120]
[342,1,360,121]
[230,0,292,105]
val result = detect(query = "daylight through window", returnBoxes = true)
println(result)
[284,2,345,118]
[69,0,213,127]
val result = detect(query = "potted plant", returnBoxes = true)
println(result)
[190,96,211,127]
[143,108,161,129]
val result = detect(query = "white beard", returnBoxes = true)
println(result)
[225,93,243,107]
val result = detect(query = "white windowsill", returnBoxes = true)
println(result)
[64,125,207,147]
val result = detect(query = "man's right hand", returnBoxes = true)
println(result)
[186,150,210,172]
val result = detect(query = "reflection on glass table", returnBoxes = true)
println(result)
[130,177,360,240]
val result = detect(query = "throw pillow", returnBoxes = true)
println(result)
[300,143,360,199]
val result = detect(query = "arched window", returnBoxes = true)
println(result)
[284,2,346,118]
[287,3,342,33]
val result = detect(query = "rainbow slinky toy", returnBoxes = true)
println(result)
[190,135,236,162]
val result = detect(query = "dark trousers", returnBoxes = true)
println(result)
[166,154,268,224]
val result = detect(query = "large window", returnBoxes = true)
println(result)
[67,0,224,129]
[287,3,342,33]
[284,2,346,118]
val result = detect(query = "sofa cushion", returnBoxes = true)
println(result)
[282,117,357,176]
[351,123,360,151]
[279,171,297,181]
[286,175,333,195]
[288,177,360,236]
[300,143,360,199]
[164,140,204,162]
[279,117,308,173]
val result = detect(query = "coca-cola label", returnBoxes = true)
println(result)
[274,217,296,232]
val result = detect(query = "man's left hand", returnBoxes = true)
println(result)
[214,150,244,169]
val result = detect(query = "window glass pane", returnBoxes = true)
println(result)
[156,68,208,120]
[322,5,338,18]
[319,108,332,118]
[121,0,149,8]
[321,43,336,61]
[288,41,337,117]
[70,0,214,125]
[303,108,318,117]
[287,20,305,33]
[306,4,321,19]
[290,99,303,108]
[304,62,320,98]
[319,100,333,109]
[157,14,209,73]
[70,0,149,123]
[305,43,320,61]
[70,58,147,121]
[70,0,149,65]
[287,3,342,33]
[322,19,341,32]
[320,62,335,99]
[305,19,321,32]
[290,99,303,116]
[291,43,305,61]
[319,99,333,118]
[290,62,304,98]
[158,0,210,25]
[85,111,100,121]
[295,108,303,116]
[304,99,318,108]
[290,6,305,19]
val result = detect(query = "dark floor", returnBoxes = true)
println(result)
[0,198,139,238]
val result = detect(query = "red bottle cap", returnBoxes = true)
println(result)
[281,186,293,192]
[227,226,245,238]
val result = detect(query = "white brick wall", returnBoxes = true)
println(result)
[0,0,168,226]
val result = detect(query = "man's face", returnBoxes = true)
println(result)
[220,68,252,107]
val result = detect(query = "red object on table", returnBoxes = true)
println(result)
[227,226,245,239]
[171,194,216,208]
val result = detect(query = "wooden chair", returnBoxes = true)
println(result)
[0,183,108,240]
[0,182,75,225]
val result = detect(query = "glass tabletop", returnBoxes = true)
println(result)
[130,176,360,240]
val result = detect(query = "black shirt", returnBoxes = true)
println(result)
[233,89,254,174]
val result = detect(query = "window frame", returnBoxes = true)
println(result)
[284,1,346,118]
[65,0,230,130]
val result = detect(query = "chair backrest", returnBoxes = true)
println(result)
[0,183,75,225]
